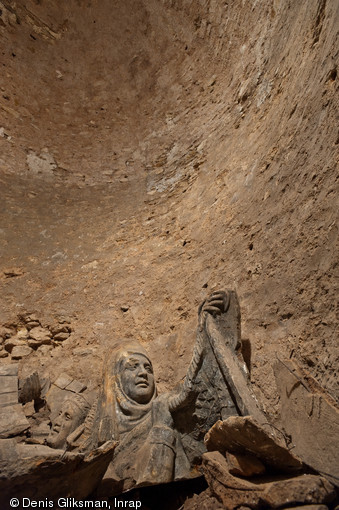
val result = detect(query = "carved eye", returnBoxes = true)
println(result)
[145,364,153,374]
[126,362,138,370]
[65,413,71,420]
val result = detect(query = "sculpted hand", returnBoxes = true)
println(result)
[198,290,230,329]
[152,393,173,428]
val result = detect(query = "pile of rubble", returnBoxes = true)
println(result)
[184,416,336,510]
[0,314,72,360]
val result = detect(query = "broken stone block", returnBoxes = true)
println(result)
[264,476,335,508]
[205,415,303,472]
[0,440,116,501]
[0,373,18,407]
[53,332,70,341]
[23,401,35,417]
[66,380,87,393]
[54,373,73,389]
[0,404,30,438]
[29,326,52,344]
[0,349,9,358]
[26,321,41,330]
[274,359,339,487]
[0,364,19,408]
[16,327,29,338]
[0,327,13,340]
[50,324,70,335]
[202,451,335,510]
[11,345,33,359]
[226,451,265,477]
[4,335,27,352]
[28,337,53,349]
[37,344,53,355]
[0,365,18,376]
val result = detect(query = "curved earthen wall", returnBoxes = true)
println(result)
[1,0,338,413]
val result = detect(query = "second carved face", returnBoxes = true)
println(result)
[120,353,155,404]
[47,400,83,449]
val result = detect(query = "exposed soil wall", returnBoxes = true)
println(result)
[1,0,338,413]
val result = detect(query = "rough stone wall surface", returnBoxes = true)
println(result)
[0,0,338,412]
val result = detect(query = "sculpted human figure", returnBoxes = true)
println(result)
[90,341,188,493]
[47,394,90,449]
[81,290,263,495]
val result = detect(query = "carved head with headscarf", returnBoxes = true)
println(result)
[95,341,158,446]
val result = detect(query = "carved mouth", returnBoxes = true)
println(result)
[136,381,149,388]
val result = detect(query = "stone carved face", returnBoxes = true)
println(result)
[120,353,155,404]
[47,400,84,449]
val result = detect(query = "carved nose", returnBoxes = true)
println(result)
[137,366,147,377]
[54,414,62,427]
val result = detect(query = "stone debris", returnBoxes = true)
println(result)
[4,335,27,352]
[29,326,52,344]
[0,315,72,360]
[184,381,339,510]
[0,348,9,358]
[226,451,266,477]
[185,451,336,510]
[0,439,116,503]
[53,332,69,341]
[205,415,303,472]
[11,345,33,359]
[23,401,35,418]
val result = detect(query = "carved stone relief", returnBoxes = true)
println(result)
[0,289,337,507]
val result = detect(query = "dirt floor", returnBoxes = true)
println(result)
[0,0,338,416]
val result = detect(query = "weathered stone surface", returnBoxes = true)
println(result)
[183,489,224,510]
[274,359,339,487]
[0,375,18,407]
[26,320,41,330]
[226,451,265,477]
[0,440,116,503]
[66,379,87,393]
[0,327,13,340]
[53,331,69,341]
[0,349,9,358]
[28,326,52,343]
[23,401,35,417]
[4,335,27,352]
[53,372,73,389]
[205,415,302,472]
[202,451,335,510]
[11,345,33,359]
[0,365,18,376]
[50,324,70,335]
[0,364,18,408]
[0,404,30,438]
